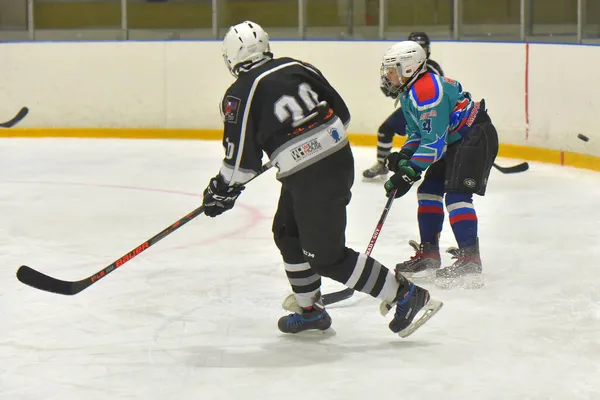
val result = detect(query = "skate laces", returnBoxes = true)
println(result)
[447,247,479,266]
[394,284,415,321]
[407,241,423,262]
[286,313,305,328]
[286,309,325,328]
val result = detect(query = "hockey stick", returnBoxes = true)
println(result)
[0,107,29,128]
[16,162,273,295]
[322,188,398,305]
[493,162,529,174]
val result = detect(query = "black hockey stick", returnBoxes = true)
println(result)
[0,107,29,128]
[322,188,398,305]
[492,162,529,174]
[16,162,273,295]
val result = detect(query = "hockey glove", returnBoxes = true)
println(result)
[202,174,244,218]
[384,160,421,198]
[383,151,412,173]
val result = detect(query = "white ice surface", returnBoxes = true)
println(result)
[1,138,599,400]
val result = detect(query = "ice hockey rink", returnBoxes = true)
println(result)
[1,138,599,400]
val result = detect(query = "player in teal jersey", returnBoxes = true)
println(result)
[380,41,499,289]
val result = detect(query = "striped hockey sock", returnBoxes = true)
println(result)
[445,193,478,248]
[417,177,445,244]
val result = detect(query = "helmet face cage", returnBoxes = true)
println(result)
[380,63,402,98]
[380,54,426,96]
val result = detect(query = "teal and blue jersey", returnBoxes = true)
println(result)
[398,72,482,172]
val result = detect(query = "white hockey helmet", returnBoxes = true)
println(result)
[222,20,272,77]
[380,40,427,96]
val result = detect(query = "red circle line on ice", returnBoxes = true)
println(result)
[3,179,265,251]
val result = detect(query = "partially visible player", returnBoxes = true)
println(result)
[380,41,498,289]
[201,21,443,337]
[363,32,444,179]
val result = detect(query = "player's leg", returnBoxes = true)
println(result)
[272,187,331,333]
[363,110,405,179]
[395,160,445,278]
[435,118,499,289]
[292,145,442,336]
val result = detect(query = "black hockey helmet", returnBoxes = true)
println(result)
[408,32,431,56]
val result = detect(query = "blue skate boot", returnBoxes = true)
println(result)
[382,277,443,338]
[278,301,332,334]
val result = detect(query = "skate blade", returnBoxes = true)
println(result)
[397,299,443,338]
[434,273,485,290]
[284,327,337,338]
[362,175,388,182]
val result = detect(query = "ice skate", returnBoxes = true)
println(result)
[362,161,389,180]
[434,239,484,289]
[380,278,443,338]
[278,295,332,334]
[395,240,441,280]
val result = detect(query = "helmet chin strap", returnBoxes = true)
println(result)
[391,62,427,107]
[396,62,427,93]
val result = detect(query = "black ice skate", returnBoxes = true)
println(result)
[434,239,484,289]
[381,278,443,338]
[362,161,389,179]
[395,240,441,279]
[278,303,332,334]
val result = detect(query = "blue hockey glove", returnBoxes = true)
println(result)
[384,160,421,198]
[202,174,244,218]
[383,151,412,173]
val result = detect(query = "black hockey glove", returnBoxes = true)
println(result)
[383,151,412,173]
[384,160,421,198]
[202,174,244,218]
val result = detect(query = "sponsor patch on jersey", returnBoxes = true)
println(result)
[328,127,342,143]
[290,138,323,162]
[443,77,457,85]
[224,96,241,124]
[420,110,437,120]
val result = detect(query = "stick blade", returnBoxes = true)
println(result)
[323,288,355,305]
[507,162,529,173]
[1,107,29,128]
[16,265,76,295]
[495,162,529,174]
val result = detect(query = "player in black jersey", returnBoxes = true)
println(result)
[201,21,443,337]
[363,32,445,179]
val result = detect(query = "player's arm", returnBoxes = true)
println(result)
[407,97,450,172]
[399,109,421,157]
[202,89,263,218]
[218,91,264,186]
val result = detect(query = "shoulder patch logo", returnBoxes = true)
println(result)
[224,96,241,124]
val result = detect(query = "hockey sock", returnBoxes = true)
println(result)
[285,262,321,308]
[417,177,444,244]
[376,137,393,163]
[445,192,478,248]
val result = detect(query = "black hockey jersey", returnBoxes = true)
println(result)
[218,57,351,185]
[426,59,444,77]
